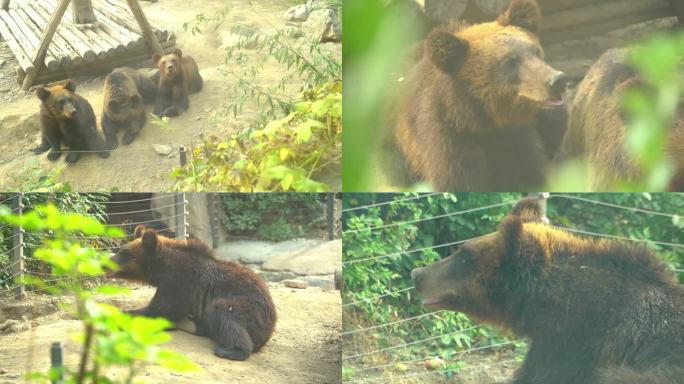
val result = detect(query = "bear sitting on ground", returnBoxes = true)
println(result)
[102,67,158,148]
[32,79,109,163]
[152,49,203,118]
[383,0,568,191]
[109,225,276,360]
[557,48,684,191]
[411,198,684,383]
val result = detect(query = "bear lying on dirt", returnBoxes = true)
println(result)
[383,0,568,191]
[558,48,684,191]
[109,225,276,360]
[412,198,684,383]
[102,67,158,149]
[152,49,203,118]
[32,79,110,164]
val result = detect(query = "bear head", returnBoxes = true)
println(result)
[425,0,568,127]
[411,197,552,325]
[153,49,184,81]
[105,72,142,115]
[36,79,79,120]
[109,225,163,284]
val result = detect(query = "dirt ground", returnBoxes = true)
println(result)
[0,0,341,191]
[0,284,342,384]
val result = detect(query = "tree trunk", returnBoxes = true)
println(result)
[72,0,97,24]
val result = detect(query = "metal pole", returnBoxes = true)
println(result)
[179,145,187,167]
[211,193,220,249]
[50,342,64,383]
[326,193,334,240]
[175,193,187,240]
[12,193,24,299]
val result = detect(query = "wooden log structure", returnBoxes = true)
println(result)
[0,0,173,88]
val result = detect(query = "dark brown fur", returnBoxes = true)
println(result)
[110,226,276,361]
[558,48,684,191]
[152,49,203,118]
[412,198,684,383]
[383,0,568,191]
[102,68,157,148]
[32,79,109,163]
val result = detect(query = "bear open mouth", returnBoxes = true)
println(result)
[534,96,564,108]
[421,296,446,307]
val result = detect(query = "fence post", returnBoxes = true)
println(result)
[211,193,220,249]
[179,145,187,168]
[12,193,24,299]
[326,193,335,241]
[175,193,187,240]
[50,342,64,383]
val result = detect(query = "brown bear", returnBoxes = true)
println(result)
[102,67,158,149]
[382,0,568,191]
[411,198,684,384]
[32,79,110,163]
[558,48,684,191]
[152,49,203,118]
[109,225,276,361]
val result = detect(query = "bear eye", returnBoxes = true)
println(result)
[502,56,518,70]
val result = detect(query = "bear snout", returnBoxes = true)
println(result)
[548,72,569,95]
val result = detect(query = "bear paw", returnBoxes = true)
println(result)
[46,150,62,161]
[65,152,81,164]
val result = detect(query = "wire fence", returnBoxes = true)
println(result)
[342,193,684,383]
[0,193,200,298]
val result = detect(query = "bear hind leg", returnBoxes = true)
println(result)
[210,318,254,361]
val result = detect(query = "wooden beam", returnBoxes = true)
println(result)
[72,0,96,24]
[21,0,71,90]
[1,0,9,11]
[125,0,163,56]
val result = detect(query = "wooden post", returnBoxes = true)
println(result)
[12,193,24,299]
[72,0,97,24]
[21,0,71,90]
[126,0,163,56]
[1,0,10,11]
[326,193,335,241]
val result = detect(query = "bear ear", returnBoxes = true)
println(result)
[497,0,541,34]
[172,49,183,58]
[141,228,158,251]
[509,197,545,224]
[134,225,147,238]
[426,28,469,73]
[152,54,162,66]
[64,79,77,92]
[36,87,51,102]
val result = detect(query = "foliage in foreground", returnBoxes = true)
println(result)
[0,205,198,383]
[172,81,341,192]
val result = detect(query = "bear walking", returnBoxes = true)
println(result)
[412,198,684,384]
[109,225,276,361]
[32,79,110,164]
[152,49,203,118]
[383,0,568,191]
[102,67,158,148]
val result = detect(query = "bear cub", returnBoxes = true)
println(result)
[412,198,684,384]
[33,79,109,164]
[102,67,158,148]
[109,225,276,360]
[152,49,203,118]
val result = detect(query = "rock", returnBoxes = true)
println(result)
[283,279,308,289]
[216,239,324,264]
[0,319,30,334]
[256,270,299,283]
[302,8,341,43]
[283,3,310,22]
[152,144,172,156]
[262,239,341,275]
[302,275,335,289]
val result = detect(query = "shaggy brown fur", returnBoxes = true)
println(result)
[32,79,109,163]
[102,67,157,148]
[152,49,203,118]
[558,48,684,191]
[109,226,276,361]
[412,198,684,383]
[383,0,568,191]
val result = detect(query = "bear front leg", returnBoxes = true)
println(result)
[153,97,166,118]
[121,116,144,145]
[32,136,52,155]
[132,285,191,323]
[102,114,119,150]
